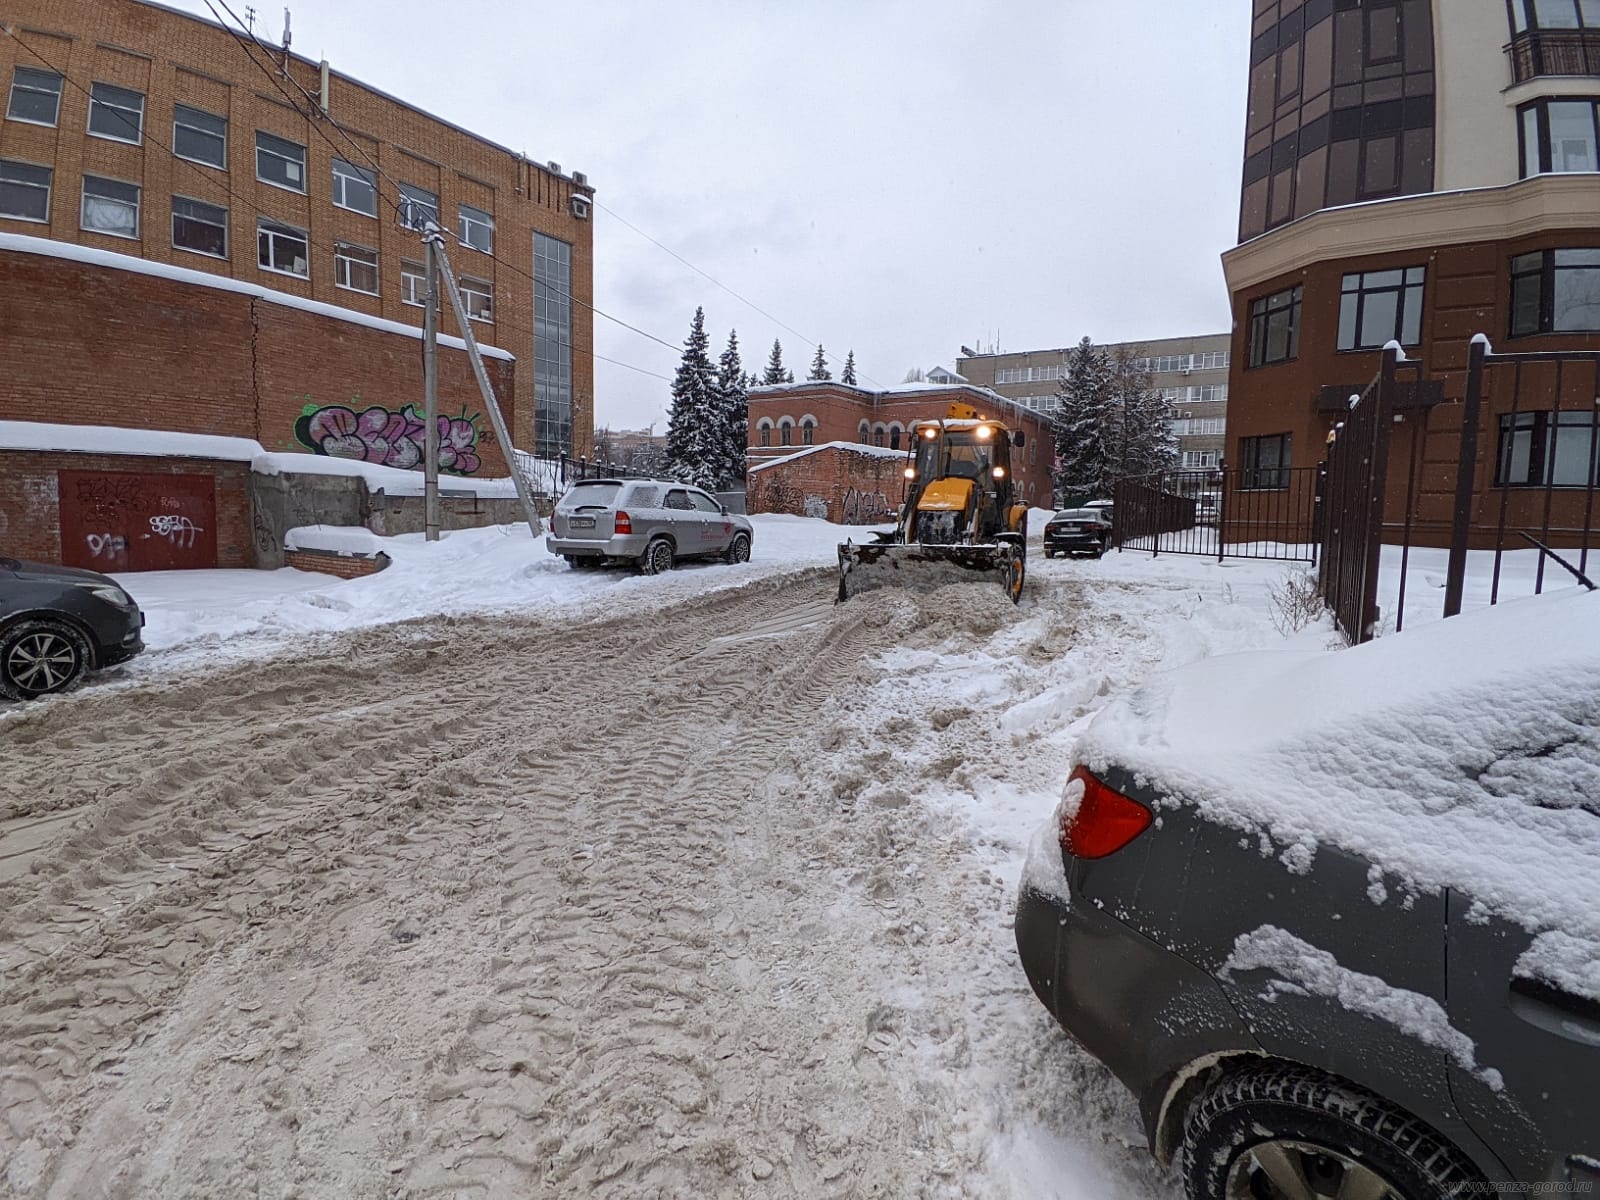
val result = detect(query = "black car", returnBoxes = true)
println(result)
[1015,589,1600,1199]
[0,558,144,700]
[1042,508,1112,559]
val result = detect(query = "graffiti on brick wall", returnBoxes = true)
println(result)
[294,398,486,474]
[759,477,803,517]
[842,488,893,524]
[149,513,203,549]
[803,495,829,520]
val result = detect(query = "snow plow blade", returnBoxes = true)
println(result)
[837,540,1023,603]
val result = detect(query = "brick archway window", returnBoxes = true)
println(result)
[759,424,771,447]
[859,422,870,444]
[780,421,793,446]
[801,420,815,446]
[889,425,902,451]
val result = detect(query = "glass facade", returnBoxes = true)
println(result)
[1241,0,1436,242]
[534,233,574,456]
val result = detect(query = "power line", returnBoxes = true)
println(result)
[201,0,686,360]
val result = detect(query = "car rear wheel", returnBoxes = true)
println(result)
[1181,1064,1481,1200]
[724,532,751,564]
[1044,548,1055,559]
[0,619,92,702]
[640,538,675,576]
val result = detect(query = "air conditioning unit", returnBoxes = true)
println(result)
[1181,368,1192,376]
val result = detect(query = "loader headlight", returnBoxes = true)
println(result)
[976,425,993,441]
[922,428,937,439]
[904,467,917,480]
[992,466,1006,479]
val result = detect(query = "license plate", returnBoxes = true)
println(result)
[569,516,596,529]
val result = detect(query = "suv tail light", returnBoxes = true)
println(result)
[1060,765,1152,859]
[614,510,632,534]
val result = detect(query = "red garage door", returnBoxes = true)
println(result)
[58,470,219,571]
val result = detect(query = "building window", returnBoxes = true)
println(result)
[80,175,139,239]
[332,158,377,216]
[257,217,308,277]
[401,259,427,306]
[1338,267,1426,350]
[399,183,439,230]
[759,424,771,447]
[889,425,902,450]
[780,421,793,446]
[1239,433,1292,490]
[859,422,870,445]
[0,159,51,222]
[1511,248,1600,334]
[873,426,886,447]
[335,242,378,294]
[459,276,493,321]
[1519,98,1600,176]
[256,131,306,192]
[1248,285,1303,367]
[534,233,574,456]
[172,196,227,257]
[87,82,144,144]
[1497,410,1600,487]
[1510,0,1600,31]
[458,203,493,253]
[173,105,227,169]
[1182,450,1221,469]
[801,419,815,446]
[7,67,63,126]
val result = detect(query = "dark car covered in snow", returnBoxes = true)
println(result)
[1015,590,1600,1199]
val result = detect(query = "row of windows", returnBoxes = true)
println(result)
[1171,418,1228,436]
[995,365,1062,385]
[1182,450,1222,469]
[1510,0,1600,31]
[995,351,1232,387]
[755,418,817,448]
[1158,384,1230,405]
[4,68,496,251]
[0,159,495,317]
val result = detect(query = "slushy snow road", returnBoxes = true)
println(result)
[1,521,1562,1198]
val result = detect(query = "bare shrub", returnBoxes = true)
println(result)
[1268,568,1327,636]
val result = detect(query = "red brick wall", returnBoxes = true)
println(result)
[0,449,252,567]
[0,0,594,455]
[747,384,1056,507]
[0,247,515,475]
[747,446,907,524]
[284,548,388,578]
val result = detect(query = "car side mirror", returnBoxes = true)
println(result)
[1013,430,1027,448]
[720,504,728,516]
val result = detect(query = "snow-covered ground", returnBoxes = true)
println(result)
[2,519,1585,1196]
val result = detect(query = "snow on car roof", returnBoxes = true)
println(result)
[1078,588,1600,974]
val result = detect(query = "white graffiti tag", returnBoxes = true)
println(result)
[149,514,203,549]
[86,533,128,558]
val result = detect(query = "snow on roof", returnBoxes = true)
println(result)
[284,525,390,556]
[747,440,905,472]
[0,232,515,362]
[0,420,521,497]
[1079,588,1600,982]
[0,419,263,462]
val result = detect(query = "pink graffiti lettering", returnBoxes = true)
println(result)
[297,404,481,475]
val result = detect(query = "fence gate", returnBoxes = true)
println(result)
[1112,465,1322,563]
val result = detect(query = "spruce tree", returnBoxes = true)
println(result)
[664,307,720,491]
[807,344,832,382]
[715,329,749,491]
[1110,350,1178,479]
[1052,337,1117,501]
[841,350,857,386]
[762,339,788,386]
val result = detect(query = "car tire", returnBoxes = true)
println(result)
[724,532,751,564]
[0,619,92,702]
[1044,549,1055,559]
[1181,1064,1482,1200]
[640,538,674,576]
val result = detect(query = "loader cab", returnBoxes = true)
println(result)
[908,422,1010,489]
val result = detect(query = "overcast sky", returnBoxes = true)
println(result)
[167,0,1250,432]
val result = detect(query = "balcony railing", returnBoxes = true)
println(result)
[1506,29,1600,82]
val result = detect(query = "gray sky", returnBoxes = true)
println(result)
[168,0,1250,432]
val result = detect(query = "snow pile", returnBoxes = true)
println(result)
[1080,588,1600,993]
[1221,926,1502,1089]
[0,420,262,462]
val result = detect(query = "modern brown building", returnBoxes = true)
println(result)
[746,381,1056,510]
[0,0,594,458]
[957,334,1232,474]
[1224,0,1600,542]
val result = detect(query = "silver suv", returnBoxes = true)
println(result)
[546,479,754,574]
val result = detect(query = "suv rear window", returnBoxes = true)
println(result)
[559,482,622,509]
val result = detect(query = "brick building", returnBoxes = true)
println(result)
[746,381,1056,512]
[0,0,593,458]
[1223,0,1600,546]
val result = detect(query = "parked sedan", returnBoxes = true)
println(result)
[1042,509,1112,559]
[0,557,144,700]
[1016,589,1600,1198]
[546,479,754,574]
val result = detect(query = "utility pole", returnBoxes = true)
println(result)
[426,225,542,540]
[422,235,441,541]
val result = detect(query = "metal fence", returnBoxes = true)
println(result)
[1111,465,1322,563]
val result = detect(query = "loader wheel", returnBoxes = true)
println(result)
[1004,555,1025,604]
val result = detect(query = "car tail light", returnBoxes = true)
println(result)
[614,510,632,534]
[1060,766,1152,859]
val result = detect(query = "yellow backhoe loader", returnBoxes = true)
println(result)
[837,404,1030,603]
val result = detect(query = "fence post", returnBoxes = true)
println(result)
[1443,336,1488,619]
[1216,461,1228,563]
